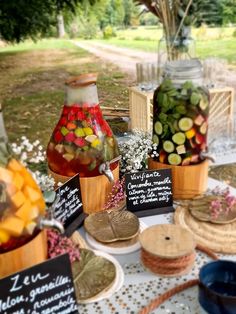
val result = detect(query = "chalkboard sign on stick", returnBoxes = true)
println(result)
[125,169,173,217]
[55,174,85,237]
[0,254,78,314]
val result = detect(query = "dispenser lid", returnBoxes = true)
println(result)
[66,73,98,88]
[164,59,203,85]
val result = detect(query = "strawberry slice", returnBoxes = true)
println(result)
[196,133,204,145]
[54,130,64,143]
[74,137,86,147]
[65,132,76,143]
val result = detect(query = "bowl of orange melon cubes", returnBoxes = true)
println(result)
[0,158,46,254]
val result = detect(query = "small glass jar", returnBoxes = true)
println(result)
[152,59,209,166]
[47,73,119,177]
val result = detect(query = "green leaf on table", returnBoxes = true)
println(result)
[72,249,116,301]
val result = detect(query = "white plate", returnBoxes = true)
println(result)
[78,250,124,304]
[85,221,147,255]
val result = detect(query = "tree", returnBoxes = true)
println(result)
[193,0,223,26]
[0,0,95,43]
[222,0,236,24]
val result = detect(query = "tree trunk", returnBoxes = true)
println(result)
[57,14,65,38]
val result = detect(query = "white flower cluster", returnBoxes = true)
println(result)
[11,136,45,165]
[118,131,153,173]
[10,136,55,191]
[31,171,55,192]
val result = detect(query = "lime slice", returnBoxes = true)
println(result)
[152,135,159,145]
[163,140,175,153]
[178,117,193,132]
[154,121,163,135]
[168,153,182,165]
[172,132,186,145]
[199,98,208,110]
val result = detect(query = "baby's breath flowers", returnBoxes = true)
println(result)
[118,131,153,173]
[11,136,55,191]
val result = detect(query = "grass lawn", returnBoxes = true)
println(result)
[0,39,130,148]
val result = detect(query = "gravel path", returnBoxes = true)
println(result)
[72,40,157,76]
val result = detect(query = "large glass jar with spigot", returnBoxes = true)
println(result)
[152,59,210,166]
[47,73,119,178]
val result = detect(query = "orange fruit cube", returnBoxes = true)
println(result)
[0,229,10,244]
[23,186,41,203]
[13,172,24,190]
[15,200,33,223]
[0,216,24,237]
[7,159,23,172]
[0,167,13,183]
[11,191,26,209]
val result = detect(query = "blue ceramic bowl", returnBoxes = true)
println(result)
[199,260,236,314]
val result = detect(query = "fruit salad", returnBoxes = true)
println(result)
[152,79,209,166]
[47,103,119,177]
[0,159,46,253]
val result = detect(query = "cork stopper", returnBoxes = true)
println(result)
[66,73,98,88]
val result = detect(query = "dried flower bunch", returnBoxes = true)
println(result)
[47,230,80,263]
[134,0,195,60]
[188,186,236,223]
[104,177,126,210]
[209,187,236,219]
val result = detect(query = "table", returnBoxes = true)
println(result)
[79,178,236,314]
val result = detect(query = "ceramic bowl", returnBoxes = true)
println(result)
[199,260,236,314]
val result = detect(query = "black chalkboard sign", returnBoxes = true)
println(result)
[0,254,78,314]
[125,169,173,217]
[55,174,85,237]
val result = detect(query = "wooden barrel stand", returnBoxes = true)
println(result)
[148,159,209,199]
[0,230,48,279]
[49,165,119,214]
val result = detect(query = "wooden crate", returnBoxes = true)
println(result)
[129,86,153,132]
[208,87,235,141]
[128,86,235,138]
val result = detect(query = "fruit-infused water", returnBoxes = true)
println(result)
[152,60,209,166]
[47,74,119,177]
[0,158,46,253]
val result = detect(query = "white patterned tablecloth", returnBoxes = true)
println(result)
[79,178,236,314]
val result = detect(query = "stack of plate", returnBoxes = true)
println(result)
[84,210,147,254]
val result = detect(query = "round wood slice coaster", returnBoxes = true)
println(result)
[139,224,196,259]
[174,206,236,254]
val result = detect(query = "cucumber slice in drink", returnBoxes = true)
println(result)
[163,140,175,153]
[154,121,163,135]
[152,134,159,145]
[178,117,193,132]
[168,153,182,165]
[172,132,186,145]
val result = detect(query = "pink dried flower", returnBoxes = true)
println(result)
[47,230,80,263]
[104,177,125,210]
[209,187,236,219]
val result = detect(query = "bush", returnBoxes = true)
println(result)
[103,25,116,39]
